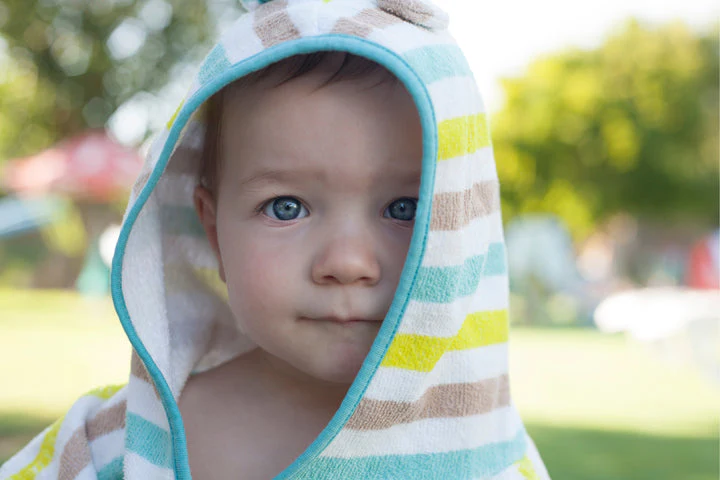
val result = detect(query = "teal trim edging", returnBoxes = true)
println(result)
[111,35,437,480]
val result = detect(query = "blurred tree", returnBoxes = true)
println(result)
[0,0,246,288]
[493,20,719,239]
[0,0,245,162]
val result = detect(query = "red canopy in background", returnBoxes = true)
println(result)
[686,230,720,290]
[3,130,142,202]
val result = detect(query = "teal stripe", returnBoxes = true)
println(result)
[296,428,527,480]
[126,413,172,469]
[412,242,506,303]
[198,45,231,85]
[97,456,123,480]
[402,44,473,85]
[161,205,205,237]
[482,242,507,277]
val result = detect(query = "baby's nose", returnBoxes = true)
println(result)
[311,233,381,286]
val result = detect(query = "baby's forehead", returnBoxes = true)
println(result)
[218,52,401,108]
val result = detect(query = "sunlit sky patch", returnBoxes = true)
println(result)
[442,0,718,111]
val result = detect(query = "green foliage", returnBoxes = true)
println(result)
[493,20,719,239]
[0,0,232,161]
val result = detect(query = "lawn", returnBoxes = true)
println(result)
[1,289,718,479]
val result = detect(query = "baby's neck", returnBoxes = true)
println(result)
[180,349,351,480]
[210,348,350,413]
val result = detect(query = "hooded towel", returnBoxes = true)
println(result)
[1,1,550,478]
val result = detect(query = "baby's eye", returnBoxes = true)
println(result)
[384,198,417,222]
[263,196,309,221]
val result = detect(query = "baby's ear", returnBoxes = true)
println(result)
[193,185,226,282]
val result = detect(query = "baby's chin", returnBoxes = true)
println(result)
[302,343,373,386]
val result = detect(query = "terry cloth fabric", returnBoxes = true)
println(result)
[1,1,551,478]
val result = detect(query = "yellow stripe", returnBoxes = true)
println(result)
[9,385,124,479]
[87,384,125,400]
[437,113,491,161]
[9,419,63,480]
[517,455,541,480]
[381,310,508,371]
[166,101,185,129]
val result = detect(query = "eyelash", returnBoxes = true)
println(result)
[255,196,419,221]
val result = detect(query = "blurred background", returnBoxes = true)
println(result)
[0,0,718,478]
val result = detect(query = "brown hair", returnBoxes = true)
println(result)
[199,52,397,193]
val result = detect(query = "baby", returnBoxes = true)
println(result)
[1,1,550,479]
[181,52,423,478]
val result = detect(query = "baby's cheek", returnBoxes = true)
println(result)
[227,241,298,311]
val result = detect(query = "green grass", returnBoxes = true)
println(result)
[0,289,130,463]
[1,290,718,479]
[509,328,719,479]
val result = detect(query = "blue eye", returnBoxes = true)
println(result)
[264,197,308,221]
[384,198,417,221]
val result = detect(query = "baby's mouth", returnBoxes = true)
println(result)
[306,316,381,325]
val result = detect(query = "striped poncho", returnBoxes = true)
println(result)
[1,1,551,478]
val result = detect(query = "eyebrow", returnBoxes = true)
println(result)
[236,169,302,190]
[237,166,422,190]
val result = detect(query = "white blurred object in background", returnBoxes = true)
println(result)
[594,287,720,383]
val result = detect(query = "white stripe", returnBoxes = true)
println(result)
[422,211,504,267]
[163,235,217,269]
[485,463,522,480]
[321,406,523,458]
[398,275,509,337]
[124,451,174,480]
[126,376,170,429]
[288,0,369,36]
[370,22,457,54]
[89,429,125,471]
[74,462,101,480]
[432,147,498,195]
[155,172,195,206]
[36,457,60,480]
[123,207,171,387]
[215,14,264,68]
[47,395,109,476]
[100,386,128,410]
[428,75,486,122]
[284,0,317,36]
[364,343,509,402]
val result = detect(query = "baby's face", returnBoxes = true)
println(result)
[199,65,422,384]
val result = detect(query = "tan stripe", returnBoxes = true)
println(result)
[377,0,434,27]
[253,0,300,48]
[131,350,153,384]
[87,401,127,442]
[131,169,152,199]
[346,375,510,430]
[131,351,162,401]
[430,181,500,231]
[57,401,126,479]
[58,428,92,480]
[331,8,402,38]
